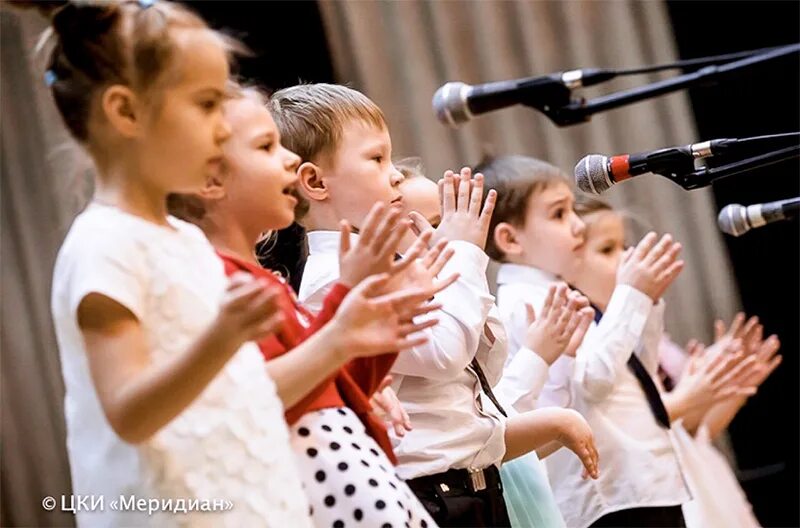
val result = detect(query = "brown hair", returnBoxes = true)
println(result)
[475,155,569,261]
[16,0,241,144]
[268,83,387,165]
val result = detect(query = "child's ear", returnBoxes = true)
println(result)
[298,161,327,201]
[198,172,226,200]
[101,85,140,138]
[494,222,523,257]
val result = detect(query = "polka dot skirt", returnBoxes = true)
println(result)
[291,407,437,528]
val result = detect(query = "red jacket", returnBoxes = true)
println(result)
[218,251,399,463]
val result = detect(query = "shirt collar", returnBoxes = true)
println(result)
[307,230,360,255]
[496,262,560,287]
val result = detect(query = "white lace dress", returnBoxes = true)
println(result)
[51,203,311,527]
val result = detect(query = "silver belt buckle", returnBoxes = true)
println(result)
[468,468,487,492]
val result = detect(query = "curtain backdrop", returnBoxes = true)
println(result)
[318,0,741,347]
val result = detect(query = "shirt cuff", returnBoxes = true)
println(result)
[604,284,654,338]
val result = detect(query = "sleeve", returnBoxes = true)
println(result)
[572,284,654,401]
[65,235,148,321]
[390,240,495,380]
[494,348,550,414]
[304,282,351,336]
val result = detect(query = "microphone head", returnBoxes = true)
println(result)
[575,154,612,195]
[432,82,472,127]
[717,204,750,237]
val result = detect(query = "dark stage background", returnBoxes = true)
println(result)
[666,2,800,526]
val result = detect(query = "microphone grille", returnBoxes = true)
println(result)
[717,203,750,237]
[432,82,472,127]
[574,155,612,195]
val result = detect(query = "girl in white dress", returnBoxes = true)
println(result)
[35,1,309,525]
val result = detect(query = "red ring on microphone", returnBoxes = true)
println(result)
[610,155,631,181]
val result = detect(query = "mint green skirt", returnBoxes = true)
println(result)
[501,452,565,528]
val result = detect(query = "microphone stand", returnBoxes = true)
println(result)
[533,44,800,127]
[662,144,800,190]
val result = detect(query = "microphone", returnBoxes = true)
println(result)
[433,69,614,127]
[574,139,737,194]
[717,197,799,236]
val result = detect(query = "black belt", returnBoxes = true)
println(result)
[407,465,503,494]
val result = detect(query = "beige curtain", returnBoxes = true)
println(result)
[1,7,81,527]
[319,0,740,346]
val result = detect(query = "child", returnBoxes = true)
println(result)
[396,158,595,528]
[479,155,691,528]
[39,1,307,525]
[268,84,598,527]
[572,197,782,528]
[168,85,447,527]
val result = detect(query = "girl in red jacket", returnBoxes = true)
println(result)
[168,83,454,527]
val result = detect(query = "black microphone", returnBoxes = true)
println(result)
[717,197,799,236]
[432,69,614,127]
[574,139,736,195]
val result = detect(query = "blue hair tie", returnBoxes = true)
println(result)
[138,0,156,8]
[44,69,58,87]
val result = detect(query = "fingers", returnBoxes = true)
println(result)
[468,172,484,216]
[714,319,726,342]
[432,271,460,294]
[632,232,658,262]
[355,273,391,298]
[421,237,447,268]
[479,189,497,230]
[427,246,455,278]
[376,375,393,393]
[739,316,760,344]
[441,171,456,213]
[539,284,557,321]
[652,241,682,274]
[398,318,439,337]
[339,220,351,255]
[369,205,402,254]
[251,311,285,339]
[525,303,537,327]
[643,233,673,266]
[655,260,684,290]
[358,202,387,245]
[398,302,443,321]
[408,211,433,238]
[375,218,410,262]
[456,168,471,211]
[728,312,746,339]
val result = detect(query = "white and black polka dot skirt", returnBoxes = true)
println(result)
[291,407,437,528]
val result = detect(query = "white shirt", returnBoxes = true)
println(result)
[300,231,507,479]
[496,263,691,528]
[51,204,311,528]
[494,264,562,414]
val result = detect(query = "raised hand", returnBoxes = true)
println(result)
[216,272,284,343]
[330,273,453,358]
[617,232,684,302]
[338,202,408,288]
[524,284,594,364]
[410,167,497,250]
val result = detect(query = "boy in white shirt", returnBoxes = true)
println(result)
[267,84,598,527]
[479,155,691,528]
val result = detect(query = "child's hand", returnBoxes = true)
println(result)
[369,376,412,437]
[524,285,594,364]
[215,272,284,344]
[382,231,459,296]
[672,339,756,413]
[555,408,599,480]
[410,167,496,250]
[711,314,782,395]
[330,273,450,358]
[616,232,684,302]
[338,202,412,288]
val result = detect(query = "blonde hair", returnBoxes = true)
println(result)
[268,83,387,164]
